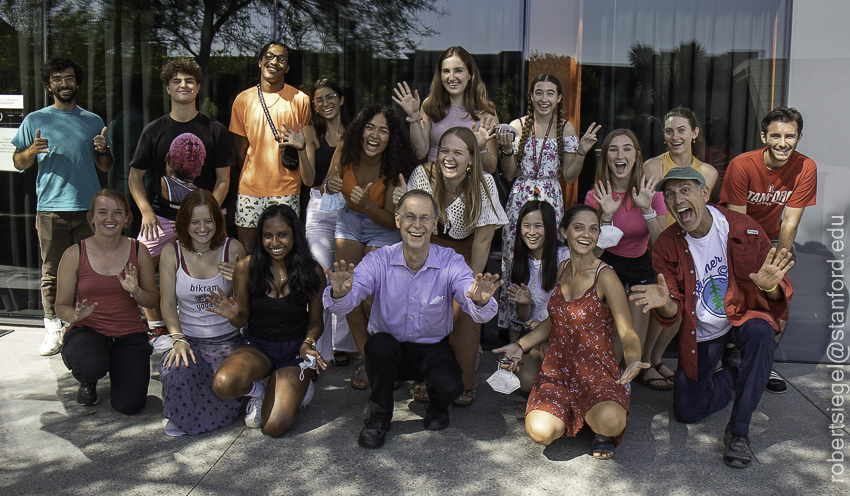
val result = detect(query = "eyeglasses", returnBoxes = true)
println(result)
[263,52,288,64]
[402,214,435,224]
[313,93,338,107]
[51,76,76,85]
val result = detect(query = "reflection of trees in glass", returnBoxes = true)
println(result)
[495,74,519,123]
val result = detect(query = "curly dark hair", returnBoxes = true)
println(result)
[160,58,203,85]
[249,204,320,306]
[340,104,417,187]
[40,58,84,87]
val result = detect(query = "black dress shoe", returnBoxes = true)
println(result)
[358,418,391,448]
[423,404,450,431]
[76,383,99,406]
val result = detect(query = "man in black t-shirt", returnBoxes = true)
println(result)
[127,58,234,333]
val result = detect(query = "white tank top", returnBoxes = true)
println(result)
[175,238,237,338]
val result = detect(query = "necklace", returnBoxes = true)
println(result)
[326,127,342,147]
[196,248,212,257]
[530,116,555,199]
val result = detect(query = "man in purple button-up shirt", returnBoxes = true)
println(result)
[324,190,502,448]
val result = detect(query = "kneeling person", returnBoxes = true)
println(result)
[324,190,502,449]
[631,167,793,469]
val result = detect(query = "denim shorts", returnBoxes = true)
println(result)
[242,333,304,371]
[334,205,400,247]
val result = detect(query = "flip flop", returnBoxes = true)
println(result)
[592,434,616,459]
[636,367,674,391]
[351,365,368,390]
[452,389,475,407]
[409,381,429,402]
[333,350,350,367]
[654,362,675,383]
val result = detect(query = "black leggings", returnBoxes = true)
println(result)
[61,326,152,415]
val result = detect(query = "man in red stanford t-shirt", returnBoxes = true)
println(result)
[719,107,817,394]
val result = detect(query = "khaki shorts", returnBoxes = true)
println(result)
[236,193,300,228]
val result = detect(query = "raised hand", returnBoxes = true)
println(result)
[471,118,497,151]
[116,263,141,295]
[218,253,240,281]
[392,173,408,205]
[325,260,355,298]
[496,125,515,154]
[629,274,672,314]
[391,81,421,117]
[29,129,49,155]
[506,283,531,305]
[72,298,98,323]
[350,182,373,208]
[93,127,108,153]
[466,273,504,305]
[205,287,240,320]
[617,360,651,384]
[281,123,306,151]
[139,211,164,241]
[593,180,622,220]
[631,174,658,213]
[164,339,196,369]
[576,122,601,156]
[749,247,794,291]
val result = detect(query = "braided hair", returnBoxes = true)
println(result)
[516,74,566,170]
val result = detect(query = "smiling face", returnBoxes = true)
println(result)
[761,120,801,167]
[92,196,128,236]
[441,56,470,97]
[560,211,600,255]
[520,209,546,258]
[187,205,216,249]
[664,116,698,155]
[48,67,78,104]
[531,81,561,117]
[166,71,199,105]
[663,179,713,237]
[437,134,472,184]
[261,214,293,261]
[313,86,343,122]
[606,134,638,180]
[395,195,437,253]
[259,44,289,84]
[361,113,390,157]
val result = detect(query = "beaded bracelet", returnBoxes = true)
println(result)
[130,288,142,298]
[406,114,423,123]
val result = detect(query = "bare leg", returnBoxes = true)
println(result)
[213,346,273,399]
[584,400,627,438]
[525,409,566,446]
[238,226,256,254]
[262,366,312,437]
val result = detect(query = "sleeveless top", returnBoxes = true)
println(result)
[428,104,478,162]
[340,165,387,213]
[75,239,148,337]
[248,291,309,342]
[175,238,236,338]
[661,151,702,226]
[312,136,336,188]
[156,176,199,212]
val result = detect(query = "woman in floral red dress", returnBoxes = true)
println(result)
[496,204,648,459]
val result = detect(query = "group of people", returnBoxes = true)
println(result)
[12,41,817,469]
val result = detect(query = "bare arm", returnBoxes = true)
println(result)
[95,150,113,172]
[597,268,642,365]
[54,246,82,324]
[13,129,49,171]
[701,162,718,192]
[499,119,523,181]
[131,243,160,309]
[158,244,182,337]
[470,224,495,275]
[479,113,498,174]
[299,126,319,188]
[777,206,805,253]
[211,166,231,205]
[726,203,747,214]
[128,167,162,241]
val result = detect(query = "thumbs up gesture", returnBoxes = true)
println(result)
[93,127,108,154]
[392,173,408,204]
[30,129,49,155]
[350,182,373,208]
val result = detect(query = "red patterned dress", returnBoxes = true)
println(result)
[526,262,631,445]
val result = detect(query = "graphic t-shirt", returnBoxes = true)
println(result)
[12,106,110,211]
[685,205,733,342]
[719,148,817,239]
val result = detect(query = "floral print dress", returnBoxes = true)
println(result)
[525,262,630,446]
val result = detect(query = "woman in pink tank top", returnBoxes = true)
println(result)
[55,189,159,414]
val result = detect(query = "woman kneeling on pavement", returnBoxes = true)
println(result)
[208,204,326,437]
[56,189,158,414]
[158,190,247,436]
[495,204,649,459]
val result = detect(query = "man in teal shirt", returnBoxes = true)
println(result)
[12,57,112,356]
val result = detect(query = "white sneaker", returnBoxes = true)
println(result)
[39,318,65,356]
[300,380,314,409]
[244,394,264,428]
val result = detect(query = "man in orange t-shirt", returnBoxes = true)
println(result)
[230,41,312,251]
[719,107,817,394]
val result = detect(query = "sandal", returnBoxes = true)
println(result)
[654,362,675,384]
[452,389,475,407]
[409,381,429,403]
[333,350,350,367]
[592,434,616,460]
[636,367,674,391]
[351,365,369,390]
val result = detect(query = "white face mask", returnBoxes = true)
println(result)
[486,365,521,394]
[320,191,346,211]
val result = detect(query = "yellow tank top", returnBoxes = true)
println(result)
[661,152,701,226]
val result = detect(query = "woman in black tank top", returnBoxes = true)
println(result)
[207,204,326,437]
